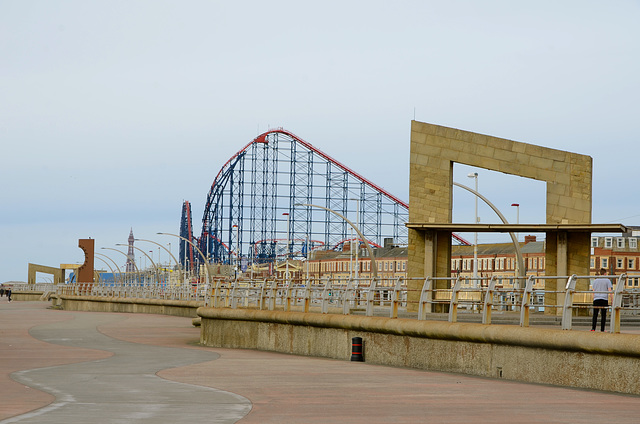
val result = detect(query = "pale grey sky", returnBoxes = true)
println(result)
[2,1,639,282]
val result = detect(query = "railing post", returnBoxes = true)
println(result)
[268,279,278,311]
[610,273,626,334]
[303,283,311,313]
[365,277,378,316]
[257,279,268,310]
[213,280,221,308]
[482,276,497,324]
[284,279,293,312]
[418,278,433,320]
[230,280,239,309]
[343,278,355,315]
[390,278,403,319]
[520,275,536,327]
[321,276,332,314]
[448,277,462,323]
[561,275,578,330]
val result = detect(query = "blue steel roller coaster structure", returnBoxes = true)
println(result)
[179,128,469,271]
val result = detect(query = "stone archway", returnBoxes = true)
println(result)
[406,120,624,314]
[27,263,65,284]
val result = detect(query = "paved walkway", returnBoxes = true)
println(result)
[1,301,640,423]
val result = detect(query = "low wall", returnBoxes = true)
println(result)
[198,308,640,395]
[52,295,203,318]
[11,291,45,301]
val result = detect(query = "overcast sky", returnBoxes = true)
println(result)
[2,1,638,282]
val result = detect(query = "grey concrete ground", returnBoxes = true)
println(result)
[2,301,640,423]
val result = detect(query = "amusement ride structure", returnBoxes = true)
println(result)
[179,128,469,272]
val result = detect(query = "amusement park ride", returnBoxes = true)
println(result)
[179,128,469,272]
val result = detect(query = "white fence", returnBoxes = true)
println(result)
[12,273,640,333]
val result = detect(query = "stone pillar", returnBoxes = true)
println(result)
[545,231,591,316]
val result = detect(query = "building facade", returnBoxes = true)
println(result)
[293,232,640,290]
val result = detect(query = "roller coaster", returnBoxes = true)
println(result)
[179,128,469,270]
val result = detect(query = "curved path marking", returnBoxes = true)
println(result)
[2,310,250,423]
[4,302,640,423]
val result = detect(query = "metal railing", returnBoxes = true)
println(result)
[15,273,640,333]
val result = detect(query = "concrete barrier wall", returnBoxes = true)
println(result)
[11,291,45,301]
[52,295,202,318]
[198,308,640,395]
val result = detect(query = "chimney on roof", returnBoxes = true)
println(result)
[384,238,394,248]
[524,235,536,244]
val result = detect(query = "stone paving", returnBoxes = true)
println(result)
[2,301,640,423]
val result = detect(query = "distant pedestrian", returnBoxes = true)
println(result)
[6,287,11,302]
[0,286,4,297]
[591,268,612,332]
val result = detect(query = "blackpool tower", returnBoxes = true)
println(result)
[125,228,136,273]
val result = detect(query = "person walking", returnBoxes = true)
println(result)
[591,268,612,332]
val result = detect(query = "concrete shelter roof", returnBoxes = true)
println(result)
[405,223,627,233]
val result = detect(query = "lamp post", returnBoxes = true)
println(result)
[511,203,520,242]
[282,213,290,283]
[467,172,479,287]
[350,197,360,281]
[294,203,378,280]
[94,256,117,286]
[117,244,160,286]
[157,232,210,296]
[101,247,141,284]
[95,252,125,285]
[135,238,183,286]
[453,182,525,285]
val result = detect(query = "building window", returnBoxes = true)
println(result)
[617,238,625,248]
[617,258,624,269]
[605,237,613,248]
[602,258,608,269]
[629,259,635,269]
[631,238,638,249]
[591,237,599,247]
[590,258,595,268]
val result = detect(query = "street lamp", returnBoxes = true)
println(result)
[95,252,125,285]
[135,238,183,286]
[511,203,520,243]
[282,213,290,283]
[101,247,141,284]
[294,203,378,280]
[117,244,160,286]
[157,232,210,298]
[467,172,479,287]
[350,198,360,281]
[94,256,117,285]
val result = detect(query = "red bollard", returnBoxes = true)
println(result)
[351,337,364,362]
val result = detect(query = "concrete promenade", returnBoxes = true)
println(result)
[1,302,640,423]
